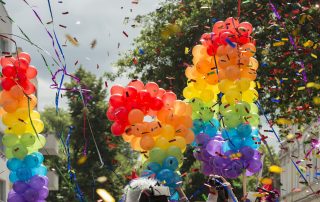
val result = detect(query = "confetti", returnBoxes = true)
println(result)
[311,53,317,59]
[77,155,87,165]
[96,189,115,202]
[123,31,129,37]
[90,39,97,49]
[185,47,189,54]
[59,24,67,28]
[273,41,285,46]
[269,165,282,174]
[65,34,79,46]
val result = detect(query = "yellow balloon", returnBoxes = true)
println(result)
[218,79,234,93]
[171,136,186,152]
[242,88,258,103]
[200,89,215,103]
[236,78,251,92]
[160,125,175,140]
[155,136,170,150]
[225,90,241,105]
[193,78,207,90]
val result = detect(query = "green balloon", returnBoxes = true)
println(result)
[167,146,182,159]
[5,148,13,159]
[20,133,36,147]
[192,112,201,120]
[250,103,259,114]
[2,134,19,147]
[201,109,214,121]
[224,112,241,128]
[11,144,28,159]
[235,101,251,116]
[33,134,46,149]
[189,98,203,112]
[219,104,235,116]
[246,113,260,127]
[149,147,166,165]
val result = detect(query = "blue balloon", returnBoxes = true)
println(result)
[211,118,220,127]
[170,191,180,200]
[24,154,39,168]
[192,119,204,134]
[141,170,155,178]
[221,128,238,139]
[204,123,218,137]
[32,152,44,164]
[222,142,232,152]
[242,137,259,149]
[147,162,162,173]
[162,156,179,171]
[9,172,18,183]
[157,169,174,183]
[237,124,252,137]
[32,165,47,176]
[228,136,243,151]
[7,158,23,171]
[16,167,32,181]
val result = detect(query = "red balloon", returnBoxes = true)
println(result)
[162,92,177,108]
[106,106,116,121]
[17,72,27,82]
[2,64,16,77]
[150,97,164,111]
[1,78,16,90]
[124,86,138,99]
[138,89,151,104]
[109,94,126,108]
[156,88,166,98]
[14,58,29,72]
[128,79,144,90]
[26,66,38,79]
[111,121,125,136]
[19,80,35,94]
[114,107,129,122]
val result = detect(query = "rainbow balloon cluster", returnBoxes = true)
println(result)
[107,80,194,192]
[0,53,48,202]
[184,17,262,178]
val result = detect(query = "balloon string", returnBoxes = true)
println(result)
[256,101,315,194]
[83,109,88,156]
[238,0,241,18]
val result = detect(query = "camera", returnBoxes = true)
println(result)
[207,176,224,191]
[138,186,171,202]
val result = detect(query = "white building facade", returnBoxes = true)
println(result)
[280,122,320,202]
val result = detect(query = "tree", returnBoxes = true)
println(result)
[44,68,136,201]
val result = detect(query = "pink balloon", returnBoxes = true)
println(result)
[212,21,226,34]
[26,66,38,79]
[128,79,144,90]
[162,92,177,108]
[1,56,16,67]
[110,85,125,95]
[145,82,159,97]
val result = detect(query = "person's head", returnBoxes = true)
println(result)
[123,178,169,202]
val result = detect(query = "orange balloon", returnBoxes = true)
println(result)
[128,109,144,124]
[241,43,256,57]
[184,104,192,117]
[0,91,12,105]
[9,85,25,100]
[217,55,231,69]
[216,45,228,56]
[2,98,18,113]
[205,73,218,85]
[240,67,257,81]
[18,94,37,109]
[218,68,227,80]
[175,124,188,137]
[185,130,195,144]
[147,121,163,137]
[140,135,155,151]
[130,123,146,137]
[180,116,193,128]
[196,59,212,74]
[173,100,186,115]
[145,82,159,97]
[122,132,133,142]
[225,65,240,81]
[160,124,175,140]
[185,66,200,80]
[157,108,171,123]
[130,137,142,151]
[162,92,177,108]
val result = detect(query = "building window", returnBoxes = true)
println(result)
[0,180,6,202]
[0,39,7,53]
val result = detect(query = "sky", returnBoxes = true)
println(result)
[2,0,280,152]
[2,0,164,110]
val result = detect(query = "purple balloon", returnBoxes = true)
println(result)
[196,133,210,145]
[201,149,212,162]
[23,188,39,202]
[246,169,255,176]
[43,176,49,186]
[13,181,29,194]
[30,176,46,190]
[240,146,255,160]
[230,160,244,172]
[247,159,262,173]
[206,140,222,156]
[214,135,224,141]
[193,151,203,161]
[8,191,24,202]
[38,187,49,200]
[253,150,261,160]
[201,162,213,176]
[224,168,240,179]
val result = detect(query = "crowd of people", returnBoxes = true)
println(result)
[120,175,238,202]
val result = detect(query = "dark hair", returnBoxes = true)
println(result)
[217,189,229,202]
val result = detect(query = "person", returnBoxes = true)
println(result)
[121,177,170,202]
[206,175,238,202]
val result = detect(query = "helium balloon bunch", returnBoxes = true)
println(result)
[188,18,263,179]
[0,53,48,201]
[107,80,195,191]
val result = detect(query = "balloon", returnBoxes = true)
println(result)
[145,82,159,97]
[109,94,125,108]
[128,79,144,90]
[23,188,39,202]
[167,146,182,160]
[240,146,255,160]
[157,169,174,183]
[247,159,262,173]
[20,133,36,146]
[7,158,23,171]
[150,97,164,110]
[149,147,166,164]
[162,156,179,171]
[110,85,124,95]
[24,154,40,168]
[162,92,177,108]
[16,167,32,181]
[206,140,222,156]
[237,123,252,137]
[2,134,19,147]
[147,162,162,173]
[111,121,125,136]
[140,135,155,151]
[195,133,210,145]
[8,192,24,202]
[29,176,46,190]
[155,137,170,150]
[128,109,144,124]
[38,187,49,199]
[13,181,29,194]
